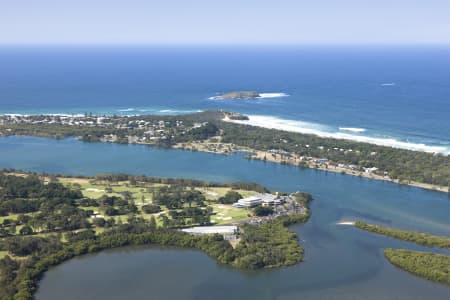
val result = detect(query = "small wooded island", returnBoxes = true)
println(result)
[354,221,450,286]
[0,171,312,300]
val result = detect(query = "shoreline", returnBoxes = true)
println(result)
[223,115,450,155]
[249,148,449,193]
[0,132,447,194]
[173,140,449,194]
[1,111,449,192]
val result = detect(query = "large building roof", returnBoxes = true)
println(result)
[181,226,237,235]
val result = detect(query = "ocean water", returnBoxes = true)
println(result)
[0,46,449,153]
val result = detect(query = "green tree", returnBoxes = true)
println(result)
[19,225,33,235]
[149,216,157,230]
[218,190,243,204]
[254,206,274,216]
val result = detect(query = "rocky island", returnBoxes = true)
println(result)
[210,91,261,100]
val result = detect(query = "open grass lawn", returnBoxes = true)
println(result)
[0,211,36,223]
[196,187,258,201]
[62,178,156,203]
[0,214,20,223]
[211,204,250,224]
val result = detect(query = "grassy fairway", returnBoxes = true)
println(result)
[0,178,259,229]
[59,176,262,226]
[0,174,266,236]
[210,204,250,224]
[0,214,20,223]
[0,251,8,259]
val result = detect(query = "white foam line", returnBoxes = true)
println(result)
[117,108,203,115]
[4,113,85,117]
[209,92,289,100]
[336,221,355,226]
[258,93,290,98]
[2,109,204,117]
[339,127,366,133]
[158,109,202,114]
[227,115,450,154]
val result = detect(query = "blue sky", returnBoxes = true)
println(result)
[1,0,450,45]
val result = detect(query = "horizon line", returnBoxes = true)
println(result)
[1,42,450,48]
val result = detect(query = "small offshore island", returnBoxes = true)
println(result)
[0,171,312,300]
[209,91,289,100]
[210,91,261,100]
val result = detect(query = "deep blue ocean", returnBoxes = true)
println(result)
[0,46,449,153]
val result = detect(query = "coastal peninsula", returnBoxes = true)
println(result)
[0,172,312,299]
[0,111,449,193]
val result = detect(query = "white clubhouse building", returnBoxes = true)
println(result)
[232,193,285,208]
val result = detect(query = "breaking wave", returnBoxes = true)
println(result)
[258,93,290,98]
[339,127,366,133]
[208,92,289,100]
[116,108,202,115]
[226,115,450,154]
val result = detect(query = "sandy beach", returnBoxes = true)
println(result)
[336,221,356,226]
[224,115,450,154]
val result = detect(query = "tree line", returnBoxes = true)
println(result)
[384,249,450,286]
[2,110,449,187]
[355,221,450,249]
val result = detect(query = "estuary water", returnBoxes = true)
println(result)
[0,136,449,299]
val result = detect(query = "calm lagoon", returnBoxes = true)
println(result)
[0,136,448,299]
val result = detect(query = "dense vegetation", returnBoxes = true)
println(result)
[218,190,243,204]
[0,172,312,300]
[0,111,223,146]
[2,111,449,187]
[356,221,450,285]
[384,249,450,286]
[355,221,450,249]
[233,221,302,269]
[253,206,274,216]
[219,122,450,187]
